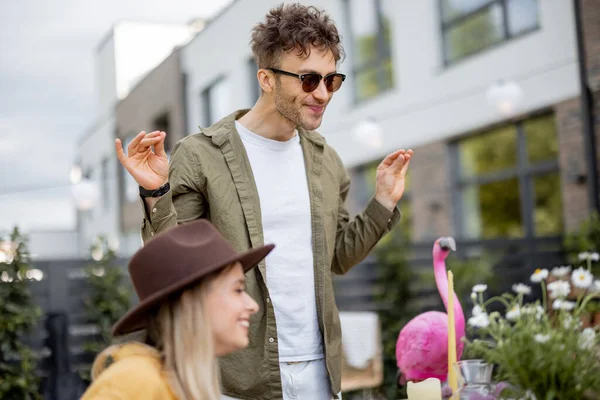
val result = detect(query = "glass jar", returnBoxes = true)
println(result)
[453,360,504,400]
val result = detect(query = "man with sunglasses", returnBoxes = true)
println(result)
[116,3,412,400]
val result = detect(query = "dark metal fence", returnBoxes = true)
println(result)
[24,258,128,399]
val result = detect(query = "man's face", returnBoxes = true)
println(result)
[272,48,338,131]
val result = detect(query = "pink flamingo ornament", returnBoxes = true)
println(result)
[395,236,465,384]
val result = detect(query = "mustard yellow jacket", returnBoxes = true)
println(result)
[81,342,177,399]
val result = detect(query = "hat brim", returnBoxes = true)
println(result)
[112,243,274,336]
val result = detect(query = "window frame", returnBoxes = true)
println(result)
[201,75,228,127]
[351,161,412,232]
[342,0,395,102]
[438,0,540,65]
[450,111,560,240]
[152,111,172,153]
[247,57,261,105]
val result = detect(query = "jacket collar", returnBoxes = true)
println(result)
[91,342,160,380]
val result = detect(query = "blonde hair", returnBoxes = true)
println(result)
[146,270,224,400]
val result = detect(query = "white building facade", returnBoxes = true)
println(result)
[75,20,200,256]
[75,0,598,256]
[181,0,588,246]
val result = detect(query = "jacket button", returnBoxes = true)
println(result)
[269,337,275,343]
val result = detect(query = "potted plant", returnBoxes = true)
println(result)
[464,261,600,399]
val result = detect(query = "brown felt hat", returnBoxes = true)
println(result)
[112,220,274,336]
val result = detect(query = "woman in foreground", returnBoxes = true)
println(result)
[81,219,274,399]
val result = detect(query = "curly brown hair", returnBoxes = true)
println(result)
[250,3,345,69]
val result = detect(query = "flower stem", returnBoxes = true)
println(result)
[483,295,511,309]
[579,292,600,314]
[541,281,548,313]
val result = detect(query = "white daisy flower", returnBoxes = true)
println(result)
[561,301,576,310]
[506,305,521,321]
[571,267,593,289]
[553,299,563,311]
[547,280,570,298]
[468,313,490,328]
[91,246,104,262]
[472,284,488,293]
[0,241,17,264]
[522,305,534,314]
[553,299,576,311]
[0,250,11,264]
[0,271,13,282]
[472,305,483,316]
[530,269,549,283]
[551,265,571,278]
[0,241,15,253]
[512,283,531,295]
[534,333,551,343]
[578,252,591,261]
[522,304,545,320]
[591,280,600,293]
[579,328,596,350]
[579,252,600,262]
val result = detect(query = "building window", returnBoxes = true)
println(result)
[248,57,261,105]
[201,76,230,126]
[440,0,540,64]
[350,161,412,236]
[85,167,95,220]
[453,113,561,240]
[344,0,395,102]
[101,157,109,211]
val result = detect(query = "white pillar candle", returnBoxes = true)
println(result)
[407,378,442,400]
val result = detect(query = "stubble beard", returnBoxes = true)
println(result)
[273,86,323,131]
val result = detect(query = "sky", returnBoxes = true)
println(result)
[0,0,232,232]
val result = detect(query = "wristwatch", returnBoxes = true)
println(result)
[139,182,170,198]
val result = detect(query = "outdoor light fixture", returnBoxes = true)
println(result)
[70,164,83,185]
[486,80,524,117]
[353,117,383,149]
[70,162,99,211]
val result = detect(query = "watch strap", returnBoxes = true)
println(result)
[139,182,170,198]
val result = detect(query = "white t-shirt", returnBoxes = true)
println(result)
[236,121,323,362]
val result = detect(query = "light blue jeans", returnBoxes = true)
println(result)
[222,358,341,400]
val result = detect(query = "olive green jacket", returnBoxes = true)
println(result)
[141,110,400,399]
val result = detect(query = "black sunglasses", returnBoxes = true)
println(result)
[269,68,346,93]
